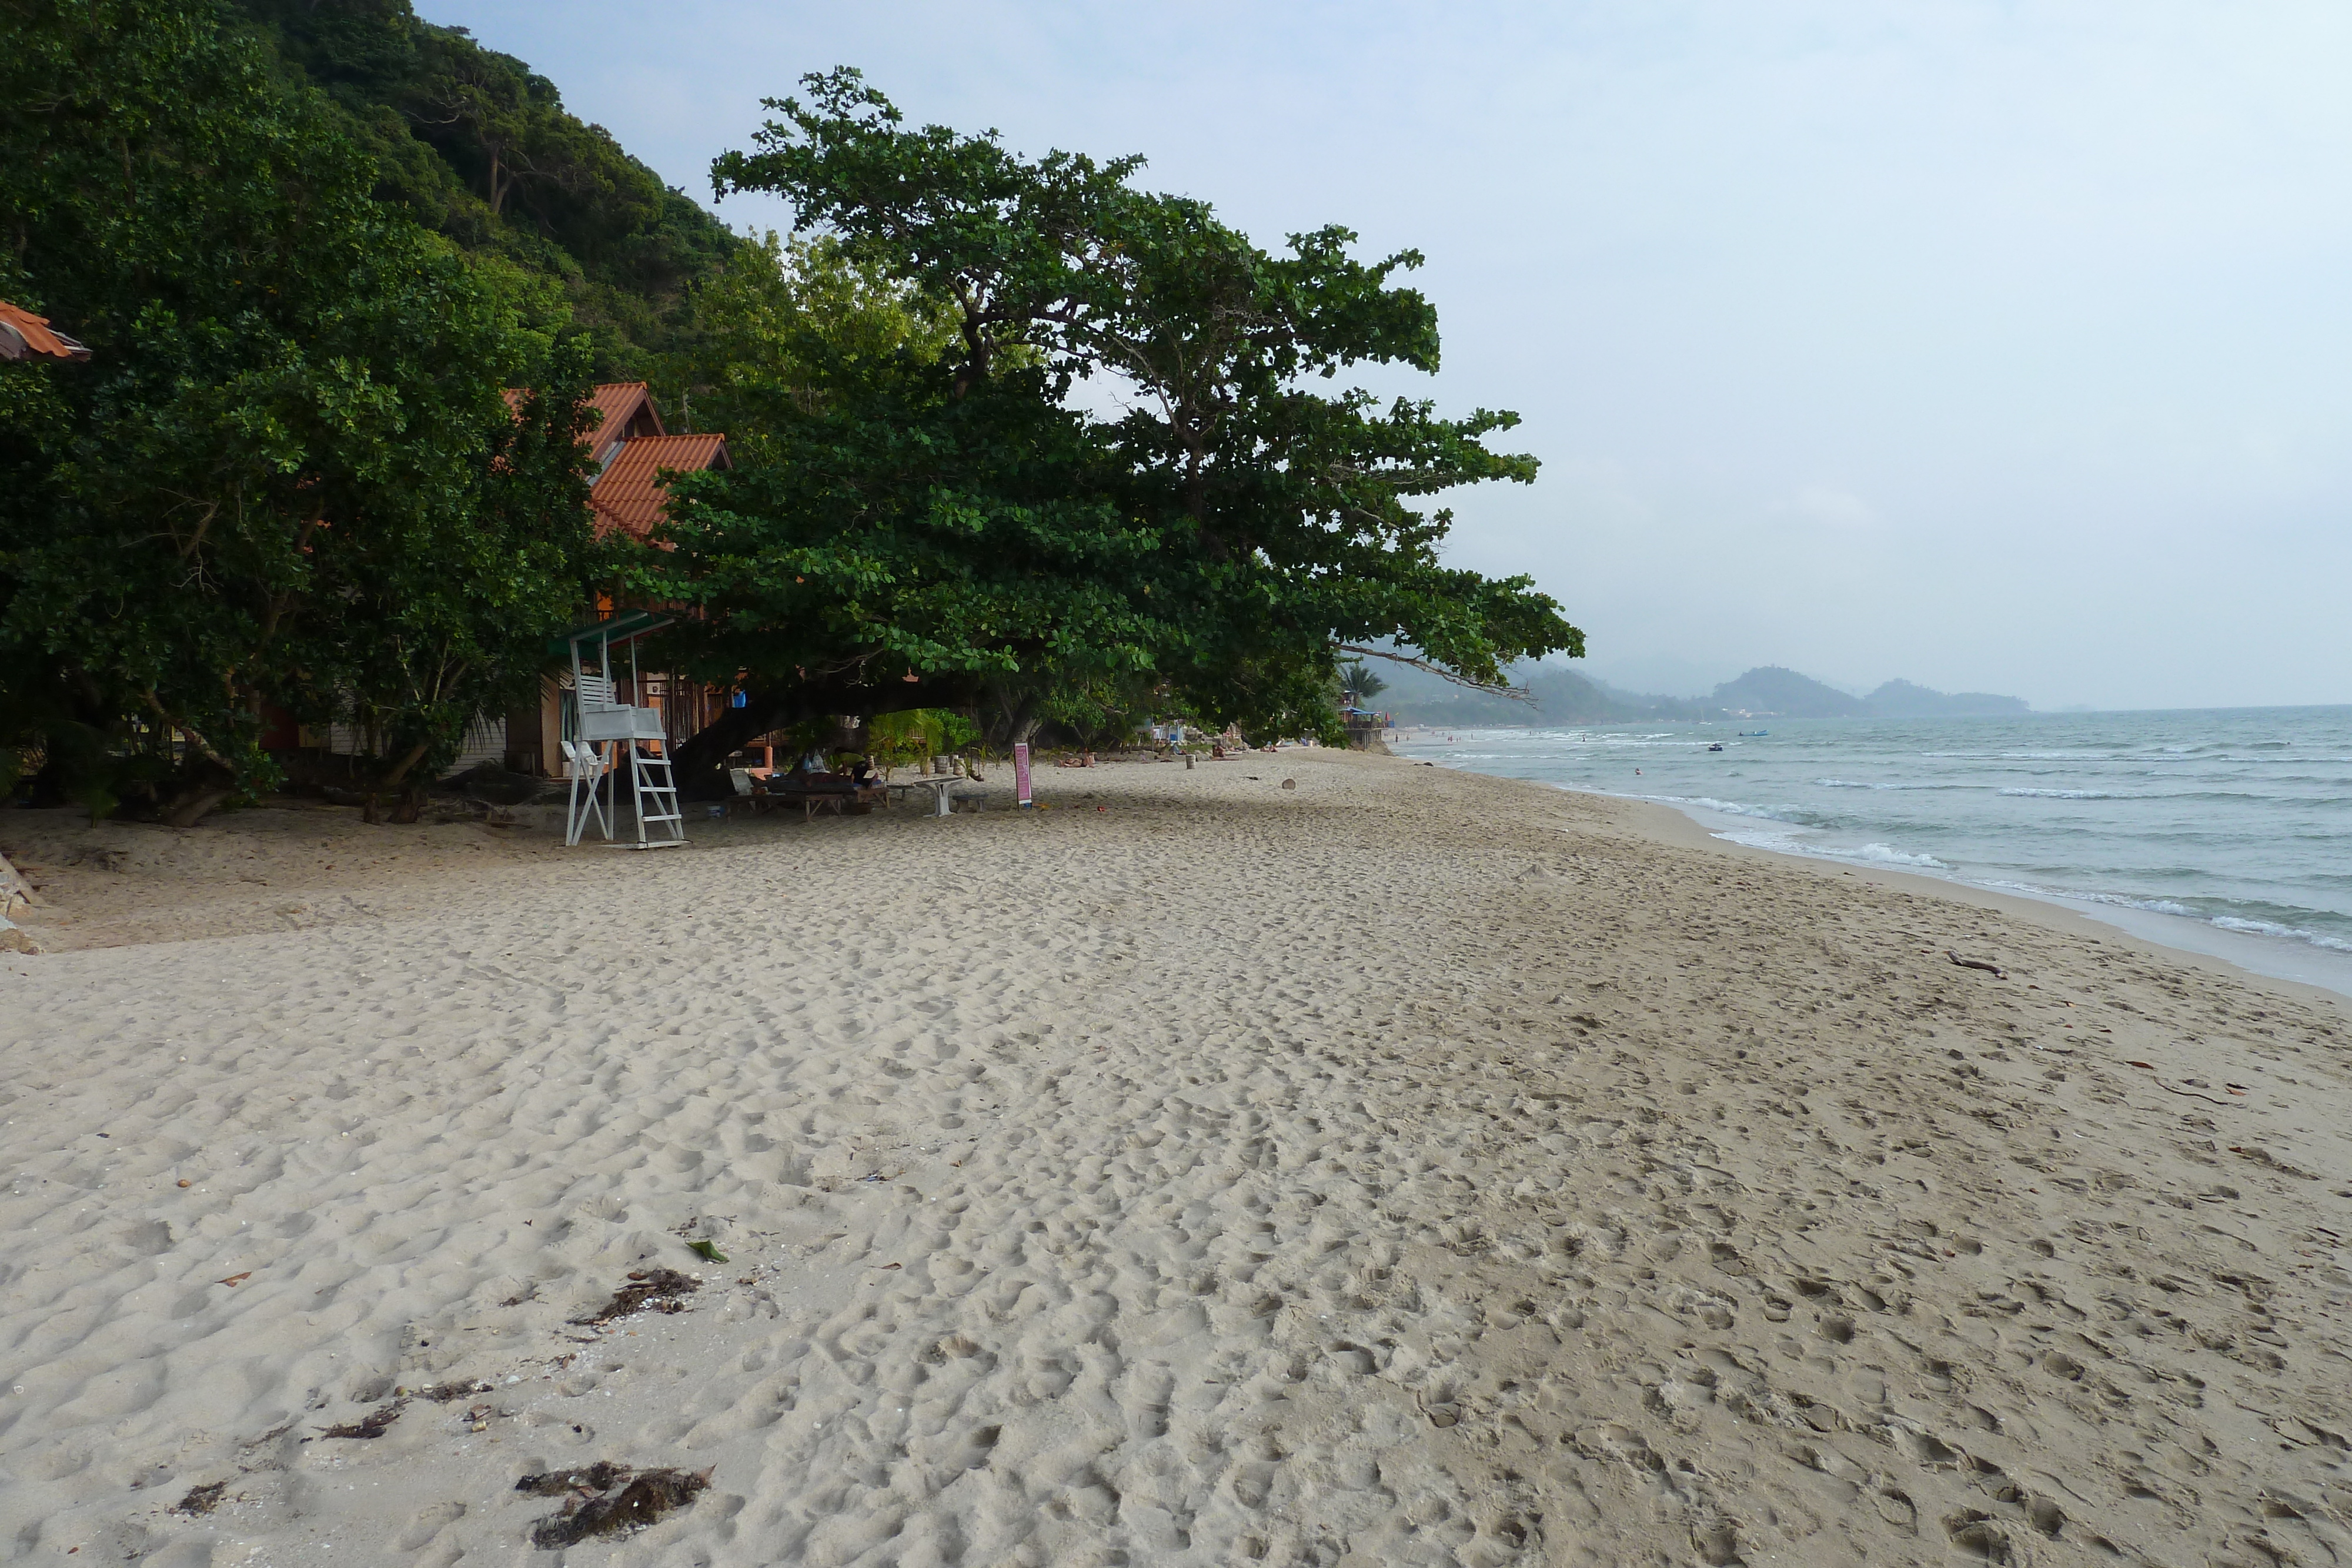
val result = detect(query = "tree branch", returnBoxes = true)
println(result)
[1331,643,1528,701]
[143,691,236,768]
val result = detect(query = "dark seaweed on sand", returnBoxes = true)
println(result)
[524,1466,709,1547]
[514,1460,633,1496]
[416,1379,494,1402]
[318,1400,404,1439]
[172,1480,228,1515]
[570,1267,699,1324]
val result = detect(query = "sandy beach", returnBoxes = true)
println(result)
[3,750,2348,1566]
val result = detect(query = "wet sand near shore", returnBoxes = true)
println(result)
[3,751,2347,1566]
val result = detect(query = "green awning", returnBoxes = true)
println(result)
[547,609,672,658]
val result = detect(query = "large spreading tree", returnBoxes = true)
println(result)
[642,69,1581,789]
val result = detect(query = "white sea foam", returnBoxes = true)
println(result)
[1816,778,1940,790]
[1656,795,1807,824]
[2209,917,2352,952]
[1999,787,2115,800]
[1984,881,2196,918]
[1853,843,1949,868]
[1979,882,2352,954]
[1705,826,1947,870]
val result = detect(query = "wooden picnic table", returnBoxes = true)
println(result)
[757,775,885,822]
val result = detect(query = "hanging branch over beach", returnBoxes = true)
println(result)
[1332,644,1532,701]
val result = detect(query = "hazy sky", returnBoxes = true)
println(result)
[416,1,2351,709]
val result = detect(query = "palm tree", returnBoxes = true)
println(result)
[1337,660,1388,708]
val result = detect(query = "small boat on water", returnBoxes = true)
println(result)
[1706,743,1725,751]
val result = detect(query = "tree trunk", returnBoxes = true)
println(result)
[389,780,430,824]
[370,738,433,826]
[158,761,239,829]
[1007,693,1044,748]
[981,682,1043,751]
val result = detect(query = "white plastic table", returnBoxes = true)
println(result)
[907,776,959,817]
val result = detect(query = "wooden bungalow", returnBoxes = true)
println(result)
[254,382,731,784]
[502,383,732,778]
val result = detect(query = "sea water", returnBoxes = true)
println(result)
[1394,706,2352,999]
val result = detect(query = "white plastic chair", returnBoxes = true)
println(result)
[563,740,612,846]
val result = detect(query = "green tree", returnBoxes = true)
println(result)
[639,69,1578,783]
[1,0,600,824]
[677,230,960,460]
[1338,660,1389,704]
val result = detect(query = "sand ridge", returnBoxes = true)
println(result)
[2,753,2347,1564]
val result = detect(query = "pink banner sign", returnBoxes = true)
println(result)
[1013,742,1033,807]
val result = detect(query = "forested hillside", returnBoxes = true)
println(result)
[231,0,743,384]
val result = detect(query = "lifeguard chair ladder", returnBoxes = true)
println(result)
[565,614,685,850]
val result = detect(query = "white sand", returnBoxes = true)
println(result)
[3,753,2348,1566]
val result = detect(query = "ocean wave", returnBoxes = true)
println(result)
[1816,778,1943,790]
[1853,843,1949,868]
[1980,882,2352,954]
[1705,825,1949,870]
[1999,787,2116,800]
[1712,828,1807,855]
[1984,881,2196,918]
[1998,751,2120,761]
[2209,917,2352,952]
[1653,794,1810,824]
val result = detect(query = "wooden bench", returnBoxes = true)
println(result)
[760,775,885,822]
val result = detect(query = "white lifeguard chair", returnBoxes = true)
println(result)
[563,613,685,849]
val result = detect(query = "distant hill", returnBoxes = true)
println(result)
[1862,680,2031,717]
[1378,662,1702,727]
[1382,660,2030,727]
[1709,666,1866,718]
[1707,668,2032,720]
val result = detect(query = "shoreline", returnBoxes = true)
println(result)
[1390,729,2352,1008]
[1627,793,2352,1014]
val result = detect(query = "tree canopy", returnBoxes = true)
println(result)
[1,0,603,822]
[647,69,1581,778]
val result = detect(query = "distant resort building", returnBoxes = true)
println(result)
[265,382,731,780]
[501,382,732,778]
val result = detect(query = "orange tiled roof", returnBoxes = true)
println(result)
[589,433,730,540]
[499,382,666,460]
[583,382,662,461]
[0,300,89,362]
